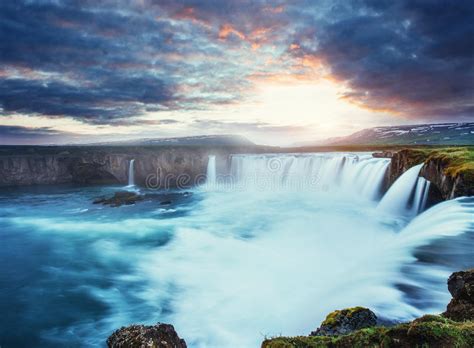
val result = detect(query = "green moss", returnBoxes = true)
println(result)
[406,315,474,347]
[392,146,474,192]
[402,146,474,180]
[321,307,369,328]
[425,147,474,180]
[262,315,474,348]
[400,148,432,168]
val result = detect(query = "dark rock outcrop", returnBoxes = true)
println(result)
[420,157,474,199]
[310,307,377,336]
[107,323,186,348]
[380,148,473,201]
[382,149,428,191]
[93,191,143,207]
[372,150,395,158]
[444,269,474,321]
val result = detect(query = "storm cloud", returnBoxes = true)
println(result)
[0,0,472,126]
[290,0,474,119]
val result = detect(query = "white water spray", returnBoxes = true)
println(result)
[128,159,135,186]
[378,164,430,216]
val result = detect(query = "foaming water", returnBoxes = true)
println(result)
[134,194,473,347]
[0,154,472,348]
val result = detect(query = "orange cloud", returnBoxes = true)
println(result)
[218,24,246,40]
[218,24,274,51]
[338,94,403,115]
[170,6,211,28]
[251,43,261,50]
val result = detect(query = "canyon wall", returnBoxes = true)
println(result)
[0,146,244,188]
[420,157,473,199]
[381,149,473,201]
[0,146,472,202]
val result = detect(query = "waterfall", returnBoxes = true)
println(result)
[377,164,430,216]
[393,197,474,315]
[207,155,217,186]
[413,177,431,214]
[128,159,135,186]
[227,153,390,200]
[398,197,474,244]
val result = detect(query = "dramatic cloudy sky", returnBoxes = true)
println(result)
[0,0,473,145]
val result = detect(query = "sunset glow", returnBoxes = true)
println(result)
[0,1,472,144]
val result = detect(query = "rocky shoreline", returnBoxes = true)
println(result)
[262,269,474,348]
[106,270,474,347]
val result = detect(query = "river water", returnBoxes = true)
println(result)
[0,153,472,347]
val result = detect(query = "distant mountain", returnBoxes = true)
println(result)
[324,123,474,146]
[89,134,255,147]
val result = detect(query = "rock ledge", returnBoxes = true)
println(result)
[107,323,186,348]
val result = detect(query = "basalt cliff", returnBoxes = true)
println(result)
[0,145,472,202]
[0,145,261,189]
[379,147,473,202]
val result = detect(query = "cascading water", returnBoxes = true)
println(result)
[206,155,217,186]
[128,159,135,186]
[399,197,474,244]
[377,164,430,216]
[228,153,390,200]
[393,197,474,313]
[413,177,431,214]
[1,152,472,348]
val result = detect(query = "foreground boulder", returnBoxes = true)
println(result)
[444,269,474,321]
[310,307,377,336]
[107,323,186,348]
[93,191,143,207]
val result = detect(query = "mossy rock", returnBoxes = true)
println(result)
[311,307,377,336]
[262,315,474,348]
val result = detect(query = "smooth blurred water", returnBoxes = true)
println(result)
[0,154,473,348]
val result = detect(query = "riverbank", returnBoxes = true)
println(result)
[261,269,474,348]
